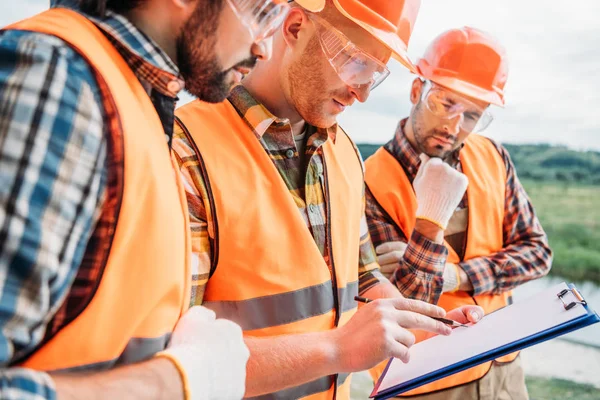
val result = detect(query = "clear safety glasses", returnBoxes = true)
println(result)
[308,13,390,90]
[420,80,494,133]
[226,0,290,43]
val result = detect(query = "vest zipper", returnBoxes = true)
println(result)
[321,160,340,399]
[320,162,340,325]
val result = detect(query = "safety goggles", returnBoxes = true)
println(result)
[307,13,390,90]
[420,80,494,133]
[227,0,290,43]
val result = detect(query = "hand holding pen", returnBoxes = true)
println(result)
[355,296,482,329]
[330,295,485,371]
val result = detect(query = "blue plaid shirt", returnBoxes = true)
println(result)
[0,1,183,398]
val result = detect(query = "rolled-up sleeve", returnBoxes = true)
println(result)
[366,186,448,303]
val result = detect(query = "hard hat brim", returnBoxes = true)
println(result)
[358,24,416,73]
[420,73,506,107]
[294,0,417,73]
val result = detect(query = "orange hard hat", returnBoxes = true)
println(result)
[293,0,421,72]
[416,27,509,106]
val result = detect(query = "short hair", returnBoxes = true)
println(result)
[79,0,144,18]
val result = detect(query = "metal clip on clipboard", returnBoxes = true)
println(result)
[557,287,587,310]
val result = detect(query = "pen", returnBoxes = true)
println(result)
[354,295,372,303]
[354,296,468,328]
[430,317,468,328]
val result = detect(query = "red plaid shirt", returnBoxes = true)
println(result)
[365,119,553,303]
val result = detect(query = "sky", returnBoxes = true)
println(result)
[5,0,599,150]
[336,0,600,150]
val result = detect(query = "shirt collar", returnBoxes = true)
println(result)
[227,85,338,143]
[52,0,184,98]
[385,118,422,177]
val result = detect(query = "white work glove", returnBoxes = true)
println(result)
[158,306,249,400]
[375,241,408,279]
[413,154,468,230]
[442,263,460,293]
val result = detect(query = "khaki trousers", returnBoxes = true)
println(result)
[400,357,529,400]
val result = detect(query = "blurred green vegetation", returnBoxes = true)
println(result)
[525,376,600,400]
[504,144,600,185]
[523,180,600,283]
[358,143,600,284]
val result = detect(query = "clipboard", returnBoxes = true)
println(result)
[371,282,600,399]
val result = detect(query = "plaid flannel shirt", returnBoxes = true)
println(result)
[366,119,552,304]
[0,1,182,398]
[173,85,385,306]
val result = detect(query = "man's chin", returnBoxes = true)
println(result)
[303,114,337,130]
[195,91,228,104]
[422,145,448,159]
[186,81,231,104]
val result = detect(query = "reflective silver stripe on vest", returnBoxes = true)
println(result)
[247,373,351,400]
[340,280,359,313]
[204,281,359,331]
[50,333,171,373]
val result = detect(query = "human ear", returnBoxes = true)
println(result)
[410,78,424,105]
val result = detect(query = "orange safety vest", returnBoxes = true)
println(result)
[175,99,363,399]
[6,9,191,372]
[364,134,518,396]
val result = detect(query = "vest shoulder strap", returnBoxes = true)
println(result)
[365,147,417,237]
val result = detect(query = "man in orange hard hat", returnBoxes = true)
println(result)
[365,27,553,399]
[172,1,485,399]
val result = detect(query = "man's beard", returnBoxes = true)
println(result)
[176,7,259,103]
[180,55,231,104]
[287,37,336,128]
[175,0,229,103]
[412,101,457,159]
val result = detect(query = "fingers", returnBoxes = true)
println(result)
[185,306,217,322]
[386,298,451,336]
[375,241,408,255]
[377,251,404,266]
[213,318,244,336]
[212,319,250,358]
[419,156,443,178]
[378,262,397,279]
[391,297,446,318]
[394,327,416,349]
[171,306,218,346]
[373,318,415,363]
[397,312,452,336]
[414,155,445,184]
[414,155,429,181]
[446,305,484,324]
[427,158,469,188]
[375,242,407,272]
[468,307,484,323]
[390,330,416,363]
[452,167,469,192]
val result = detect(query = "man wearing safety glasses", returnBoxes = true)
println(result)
[172,1,486,398]
[0,0,289,399]
[365,27,552,399]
